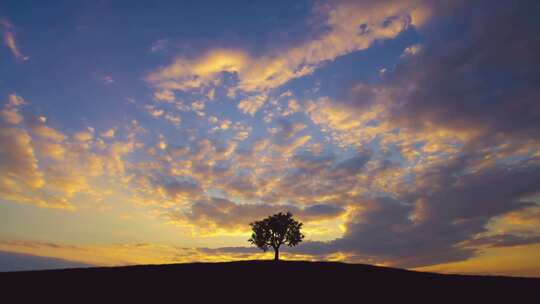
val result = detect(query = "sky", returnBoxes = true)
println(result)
[1,0,540,276]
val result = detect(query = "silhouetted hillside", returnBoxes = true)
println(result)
[1,261,538,302]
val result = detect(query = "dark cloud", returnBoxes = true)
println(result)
[115,0,539,273]
[275,117,298,139]
[462,234,540,248]
[162,180,202,199]
[284,150,370,187]
[225,175,256,195]
[291,151,336,175]
[211,161,232,176]
[178,197,345,230]
[238,0,540,267]
[408,158,540,223]
[331,152,371,177]
[302,204,344,218]
[385,0,540,144]
[210,158,540,266]
[0,251,92,272]
[280,157,540,268]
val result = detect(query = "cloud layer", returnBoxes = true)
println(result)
[1,0,539,274]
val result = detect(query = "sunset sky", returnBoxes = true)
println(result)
[1,0,540,276]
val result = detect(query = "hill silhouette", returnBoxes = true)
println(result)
[1,260,538,302]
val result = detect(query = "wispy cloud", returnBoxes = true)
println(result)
[1,18,29,62]
[149,38,169,52]
[146,1,426,116]
[103,75,115,84]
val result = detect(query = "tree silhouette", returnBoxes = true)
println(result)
[248,212,304,261]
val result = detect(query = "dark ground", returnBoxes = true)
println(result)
[1,260,538,302]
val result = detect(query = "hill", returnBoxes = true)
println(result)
[1,260,538,301]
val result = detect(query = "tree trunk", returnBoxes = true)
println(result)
[274,247,279,261]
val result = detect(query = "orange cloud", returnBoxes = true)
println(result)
[1,94,26,124]
[146,1,428,115]
[2,20,29,61]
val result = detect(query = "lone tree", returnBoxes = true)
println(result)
[248,212,304,261]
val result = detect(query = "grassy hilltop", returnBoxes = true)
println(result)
[1,260,538,301]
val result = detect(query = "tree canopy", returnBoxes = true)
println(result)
[248,212,304,261]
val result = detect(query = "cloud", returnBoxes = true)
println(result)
[1,94,26,124]
[238,93,267,116]
[0,94,140,210]
[383,1,540,145]
[0,250,93,272]
[272,134,311,157]
[292,149,335,167]
[164,113,181,126]
[0,127,44,190]
[1,19,29,61]
[332,153,371,177]
[0,125,73,209]
[219,119,231,130]
[202,0,540,268]
[305,96,389,148]
[302,204,346,220]
[161,179,203,202]
[0,240,292,267]
[287,99,300,113]
[400,44,422,57]
[153,90,175,102]
[146,1,426,115]
[266,156,540,268]
[191,100,205,111]
[462,234,540,248]
[150,38,169,53]
[100,128,116,139]
[147,49,248,91]
[103,75,115,84]
[491,206,540,230]
[177,196,345,233]
[270,118,307,142]
[74,130,93,142]
[303,1,539,257]
[2,1,539,274]
[30,124,66,142]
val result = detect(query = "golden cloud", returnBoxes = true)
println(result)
[146,1,428,115]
